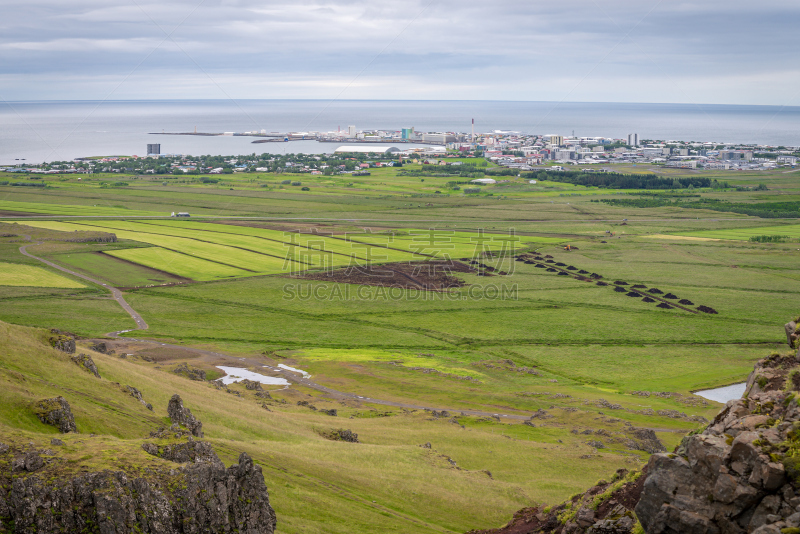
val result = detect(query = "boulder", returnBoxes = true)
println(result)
[172,363,206,381]
[322,429,358,443]
[33,396,77,433]
[141,440,222,466]
[627,428,666,454]
[48,332,75,353]
[786,320,798,349]
[240,379,263,391]
[89,341,110,353]
[70,353,100,378]
[23,451,44,472]
[167,394,203,437]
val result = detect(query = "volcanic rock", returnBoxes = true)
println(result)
[34,396,77,433]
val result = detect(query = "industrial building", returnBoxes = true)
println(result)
[334,145,402,154]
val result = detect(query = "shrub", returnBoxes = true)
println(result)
[783,455,800,484]
[291,181,301,186]
[749,235,790,243]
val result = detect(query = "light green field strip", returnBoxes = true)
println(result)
[0,262,85,288]
[18,221,298,274]
[8,220,104,233]
[135,220,419,263]
[80,221,318,266]
[104,248,250,281]
[675,224,800,240]
[135,221,561,260]
[0,200,159,217]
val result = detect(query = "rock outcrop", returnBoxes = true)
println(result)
[141,440,222,466]
[787,318,799,357]
[240,379,264,391]
[321,429,359,443]
[70,353,100,378]
[89,341,112,354]
[0,445,276,534]
[48,330,75,353]
[125,385,153,411]
[635,349,800,534]
[466,316,800,534]
[173,363,207,381]
[625,428,666,454]
[167,394,203,437]
[466,468,646,534]
[33,396,77,433]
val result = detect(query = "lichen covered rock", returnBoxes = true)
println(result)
[48,330,75,353]
[70,353,100,378]
[33,396,77,433]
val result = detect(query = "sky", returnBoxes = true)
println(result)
[1,0,798,105]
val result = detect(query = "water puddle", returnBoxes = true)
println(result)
[277,364,311,379]
[694,382,746,404]
[216,366,290,386]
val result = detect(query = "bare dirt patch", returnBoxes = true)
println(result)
[295,260,476,291]
[136,346,203,363]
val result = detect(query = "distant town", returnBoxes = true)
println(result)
[2,127,799,176]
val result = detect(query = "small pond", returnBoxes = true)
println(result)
[277,364,311,379]
[216,366,290,386]
[694,382,747,404]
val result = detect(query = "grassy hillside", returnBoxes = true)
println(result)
[0,320,656,533]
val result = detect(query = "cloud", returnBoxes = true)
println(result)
[0,0,797,104]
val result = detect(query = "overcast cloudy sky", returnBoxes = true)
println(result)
[1,0,798,105]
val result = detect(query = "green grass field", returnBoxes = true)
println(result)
[104,247,252,281]
[675,223,800,240]
[0,163,798,533]
[0,261,85,288]
[0,199,161,216]
[43,249,190,287]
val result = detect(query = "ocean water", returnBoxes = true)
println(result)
[1,100,798,164]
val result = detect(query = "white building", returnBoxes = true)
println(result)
[334,145,402,154]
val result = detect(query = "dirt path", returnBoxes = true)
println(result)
[18,237,148,330]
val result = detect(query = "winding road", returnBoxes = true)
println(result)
[19,237,691,430]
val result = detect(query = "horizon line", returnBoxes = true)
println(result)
[1,98,798,110]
